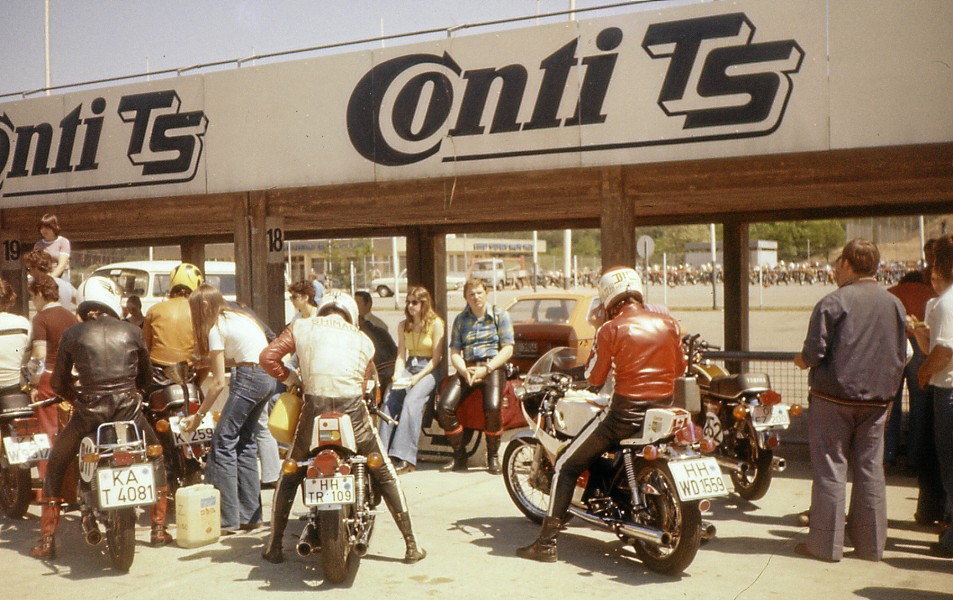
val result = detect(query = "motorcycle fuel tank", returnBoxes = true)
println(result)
[554,389,607,437]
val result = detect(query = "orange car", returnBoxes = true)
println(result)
[506,292,601,373]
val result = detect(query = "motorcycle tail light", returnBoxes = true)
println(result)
[767,433,780,449]
[112,451,134,467]
[700,437,717,454]
[281,458,299,475]
[642,445,658,460]
[676,423,703,445]
[367,452,384,469]
[146,444,164,457]
[760,389,782,406]
[155,419,171,433]
[575,471,590,489]
[311,450,340,477]
[338,464,352,475]
[82,452,100,463]
[732,405,748,421]
[789,403,804,417]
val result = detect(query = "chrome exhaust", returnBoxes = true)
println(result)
[352,514,375,557]
[715,456,750,474]
[567,506,671,546]
[295,522,320,557]
[700,520,717,541]
[771,456,787,472]
[82,515,103,546]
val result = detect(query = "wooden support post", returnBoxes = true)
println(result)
[405,229,448,380]
[600,167,635,268]
[180,239,206,274]
[723,221,750,370]
[233,195,252,308]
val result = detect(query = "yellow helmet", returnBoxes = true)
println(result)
[169,263,204,294]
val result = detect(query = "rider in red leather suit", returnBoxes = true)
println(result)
[517,266,685,563]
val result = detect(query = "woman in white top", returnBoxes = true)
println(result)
[33,214,70,281]
[0,279,30,391]
[182,284,276,532]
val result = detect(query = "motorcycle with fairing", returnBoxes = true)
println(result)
[684,334,803,501]
[503,347,727,575]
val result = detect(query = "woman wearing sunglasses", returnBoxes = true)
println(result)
[377,286,445,474]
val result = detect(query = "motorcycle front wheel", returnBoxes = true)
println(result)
[0,466,32,519]
[729,422,773,501]
[502,438,551,525]
[625,461,701,575]
[320,508,351,583]
[106,508,137,572]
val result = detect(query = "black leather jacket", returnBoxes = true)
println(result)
[52,315,151,418]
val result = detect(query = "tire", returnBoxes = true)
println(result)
[626,461,702,575]
[320,508,351,583]
[376,285,393,298]
[0,466,32,519]
[502,438,551,525]
[106,508,137,572]
[729,423,773,501]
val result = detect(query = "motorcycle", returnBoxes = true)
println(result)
[503,347,727,575]
[77,419,163,571]
[146,362,212,496]
[280,379,397,583]
[0,392,58,519]
[684,334,803,501]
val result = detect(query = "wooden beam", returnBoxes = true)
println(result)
[600,166,634,268]
[723,221,750,359]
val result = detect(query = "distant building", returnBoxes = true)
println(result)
[684,240,778,268]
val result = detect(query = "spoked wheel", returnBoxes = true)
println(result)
[106,508,137,572]
[502,438,551,525]
[0,466,32,519]
[622,461,701,575]
[729,423,773,501]
[320,508,351,583]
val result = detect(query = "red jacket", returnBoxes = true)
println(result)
[585,303,685,404]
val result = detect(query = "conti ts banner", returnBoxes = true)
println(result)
[1,0,947,207]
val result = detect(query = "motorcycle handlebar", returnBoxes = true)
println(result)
[30,396,64,409]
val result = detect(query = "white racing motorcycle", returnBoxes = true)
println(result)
[503,347,728,575]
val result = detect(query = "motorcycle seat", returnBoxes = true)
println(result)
[708,373,771,399]
[0,391,32,417]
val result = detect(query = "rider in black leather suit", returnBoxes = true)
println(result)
[31,277,171,560]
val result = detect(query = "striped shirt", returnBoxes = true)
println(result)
[451,305,514,361]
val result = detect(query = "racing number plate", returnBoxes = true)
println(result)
[303,475,355,508]
[2,434,51,465]
[668,457,728,501]
[750,405,790,431]
[96,464,156,509]
[169,414,215,446]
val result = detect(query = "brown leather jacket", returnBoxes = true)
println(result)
[584,302,685,409]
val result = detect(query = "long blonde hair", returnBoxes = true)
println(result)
[189,284,229,357]
[403,285,436,333]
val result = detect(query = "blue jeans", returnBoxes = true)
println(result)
[256,382,285,484]
[933,386,953,549]
[378,357,435,466]
[885,344,928,467]
[205,365,276,530]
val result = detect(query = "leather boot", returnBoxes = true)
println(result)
[263,475,298,564]
[150,487,174,546]
[30,498,62,560]
[516,516,561,563]
[394,511,427,563]
[440,431,468,472]
[485,434,502,475]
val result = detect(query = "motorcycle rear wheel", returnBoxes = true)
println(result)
[0,466,32,519]
[106,508,137,572]
[502,438,551,525]
[730,423,773,501]
[320,508,351,583]
[627,462,701,575]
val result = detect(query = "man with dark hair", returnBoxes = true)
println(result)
[355,291,397,393]
[794,238,909,562]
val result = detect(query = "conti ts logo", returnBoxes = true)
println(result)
[0,90,208,197]
[346,12,804,166]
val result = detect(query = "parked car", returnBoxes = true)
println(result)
[371,269,466,297]
[505,292,600,373]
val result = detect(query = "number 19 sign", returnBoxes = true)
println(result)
[0,231,23,270]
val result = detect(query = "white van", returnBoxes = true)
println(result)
[91,260,238,316]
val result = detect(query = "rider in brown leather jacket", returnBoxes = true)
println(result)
[31,277,171,560]
[517,266,685,563]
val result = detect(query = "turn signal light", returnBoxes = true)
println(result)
[789,404,804,417]
[213,411,222,423]
[146,444,164,457]
[81,452,100,463]
[281,458,299,475]
[761,389,782,406]
[155,419,171,433]
[642,445,658,460]
[368,452,384,469]
[732,405,748,421]
[700,437,717,454]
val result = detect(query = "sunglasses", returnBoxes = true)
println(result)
[406,300,420,306]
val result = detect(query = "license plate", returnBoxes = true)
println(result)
[668,457,728,501]
[516,341,538,355]
[303,475,355,508]
[2,434,51,465]
[169,414,215,446]
[750,405,790,431]
[96,464,156,509]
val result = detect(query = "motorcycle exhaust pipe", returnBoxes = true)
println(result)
[715,456,751,474]
[771,456,787,472]
[295,522,320,557]
[567,507,671,546]
[353,515,376,557]
[82,515,103,546]
[700,520,717,541]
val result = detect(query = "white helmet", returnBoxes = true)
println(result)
[77,276,123,320]
[317,290,359,325]
[598,266,643,313]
